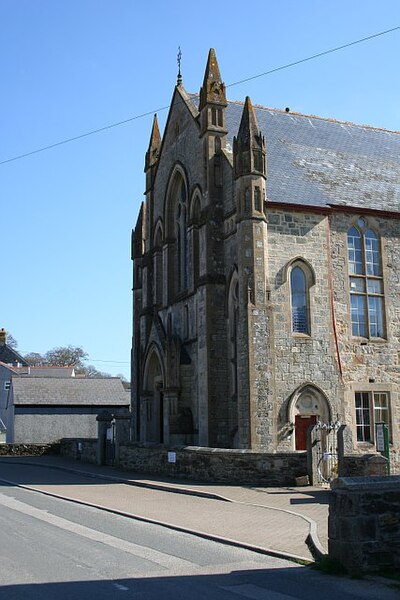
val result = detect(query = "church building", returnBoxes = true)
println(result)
[131,49,399,471]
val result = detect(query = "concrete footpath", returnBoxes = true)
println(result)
[0,455,330,563]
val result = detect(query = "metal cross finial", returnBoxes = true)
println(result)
[177,46,182,85]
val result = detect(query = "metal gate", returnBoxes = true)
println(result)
[309,421,340,485]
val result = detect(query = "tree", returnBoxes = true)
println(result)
[6,333,18,349]
[44,346,88,368]
[24,352,45,366]
[22,344,118,379]
[82,364,111,378]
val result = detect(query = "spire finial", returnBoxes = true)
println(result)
[199,48,227,111]
[177,46,182,86]
[145,114,161,172]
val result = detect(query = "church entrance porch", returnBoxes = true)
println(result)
[289,384,332,452]
[142,347,166,444]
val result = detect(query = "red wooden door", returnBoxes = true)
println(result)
[295,415,317,450]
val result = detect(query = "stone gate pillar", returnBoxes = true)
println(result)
[96,410,113,465]
[114,413,132,465]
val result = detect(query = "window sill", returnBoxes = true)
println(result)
[356,441,374,447]
[353,337,387,344]
[292,333,312,339]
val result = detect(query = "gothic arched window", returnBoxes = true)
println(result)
[175,179,188,292]
[190,194,201,288]
[291,266,310,334]
[227,271,239,447]
[153,223,163,305]
[347,221,385,338]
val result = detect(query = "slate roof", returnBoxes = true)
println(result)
[184,93,400,213]
[13,366,75,378]
[11,377,130,406]
[0,344,29,367]
[225,102,400,213]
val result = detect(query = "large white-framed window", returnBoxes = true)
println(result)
[355,391,390,443]
[347,219,385,338]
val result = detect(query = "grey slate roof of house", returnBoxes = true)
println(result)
[0,345,29,367]
[227,102,400,212]
[14,366,75,378]
[186,94,400,213]
[11,377,130,406]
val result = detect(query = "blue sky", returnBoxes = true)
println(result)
[1,1,399,378]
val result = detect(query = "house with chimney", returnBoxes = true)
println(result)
[0,329,130,443]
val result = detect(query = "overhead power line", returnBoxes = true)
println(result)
[226,26,400,88]
[1,25,398,167]
[19,350,129,364]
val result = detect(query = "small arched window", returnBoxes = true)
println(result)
[291,266,309,334]
[244,188,250,213]
[347,221,385,338]
[254,187,261,212]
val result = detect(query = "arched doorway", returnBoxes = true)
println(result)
[143,347,165,443]
[289,385,331,451]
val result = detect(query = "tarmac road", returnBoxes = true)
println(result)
[0,463,398,600]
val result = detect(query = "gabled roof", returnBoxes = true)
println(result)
[225,102,400,212]
[11,377,130,406]
[180,92,400,213]
[0,361,20,374]
[0,345,29,367]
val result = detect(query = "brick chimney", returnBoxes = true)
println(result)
[0,329,6,346]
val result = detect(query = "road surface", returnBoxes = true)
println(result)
[0,473,397,599]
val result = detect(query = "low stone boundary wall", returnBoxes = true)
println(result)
[329,476,400,574]
[60,439,97,464]
[118,444,307,486]
[0,443,60,456]
[60,439,308,485]
[340,453,389,477]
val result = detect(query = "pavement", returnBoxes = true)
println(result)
[0,455,330,564]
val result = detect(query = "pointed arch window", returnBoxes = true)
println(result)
[347,222,385,338]
[190,194,201,288]
[175,179,188,292]
[291,266,310,334]
[153,223,163,305]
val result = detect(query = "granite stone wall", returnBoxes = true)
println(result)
[329,476,400,574]
[60,438,97,464]
[340,454,389,477]
[0,443,60,456]
[117,444,307,486]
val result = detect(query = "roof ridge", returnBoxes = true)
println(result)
[26,365,73,369]
[227,99,400,135]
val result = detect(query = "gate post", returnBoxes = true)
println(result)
[96,410,113,465]
[307,424,320,486]
[114,413,132,465]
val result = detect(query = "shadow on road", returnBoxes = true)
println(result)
[250,486,330,505]
[0,567,397,600]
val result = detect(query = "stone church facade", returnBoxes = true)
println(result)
[131,49,399,471]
